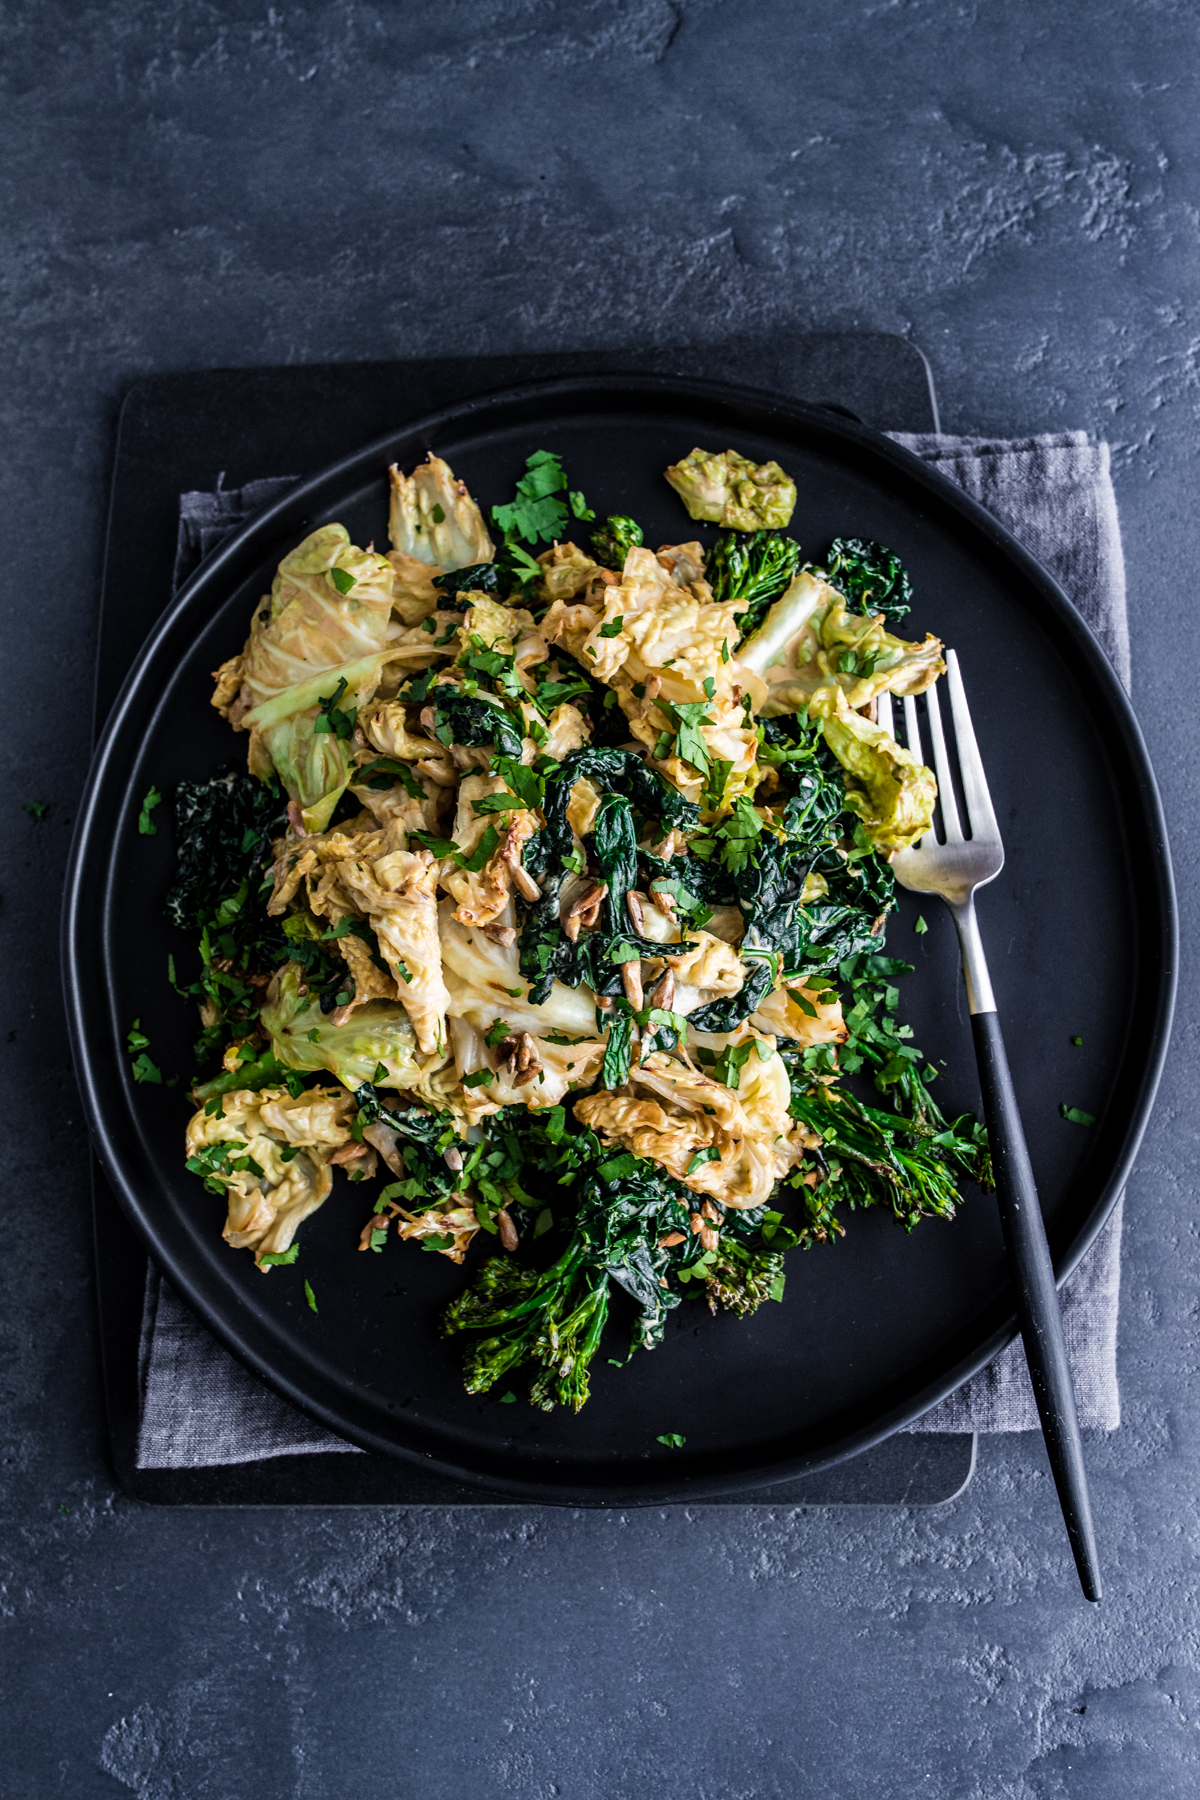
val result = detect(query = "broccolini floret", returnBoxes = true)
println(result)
[590,513,644,570]
[706,529,803,638]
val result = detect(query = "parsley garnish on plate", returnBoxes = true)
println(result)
[126,1020,163,1084]
[492,450,594,545]
[313,677,356,739]
[138,786,162,834]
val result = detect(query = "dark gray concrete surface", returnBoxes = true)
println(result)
[3,3,1199,1794]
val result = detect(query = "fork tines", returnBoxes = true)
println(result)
[878,651,1001,852]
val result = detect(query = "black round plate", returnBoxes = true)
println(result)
[62,375,1176,1503]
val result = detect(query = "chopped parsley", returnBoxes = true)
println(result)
[660,701,712,775]
[126,1020,163,1085]
[313,677,356,740]
[138,786,163,835]
[686,1147,721,1176]
[712,1041,754,1090]
[1060,1105,1095,1126]
[456,825,500,873]
[260,1245,300,1267]
[492,450,593,545]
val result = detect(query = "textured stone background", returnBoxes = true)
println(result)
[3,2,1199,1794]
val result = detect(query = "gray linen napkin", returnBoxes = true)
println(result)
[137,431,1128,1468]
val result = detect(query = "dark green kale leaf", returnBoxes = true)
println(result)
[431,690,523,759]
[519,750,700,1004]
[757,714,823,774]
[433,563,500,606]
[738,826,892,982]
[729,743,893,980]
[163,767,346,1071]
[706,530,803,639]
[166,766,287,932]
[642,847,737,908]
[590,514,644,570]
[520,789,693,1005]
[600,1009,634,1094]
[552,747,699,835]
[353,1095,475,1207]
[822,538,913,623]
[687,958,774,1033]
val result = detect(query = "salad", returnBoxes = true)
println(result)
[153,440,991,1413]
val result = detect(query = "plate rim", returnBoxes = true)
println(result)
[62,370,1178,1502]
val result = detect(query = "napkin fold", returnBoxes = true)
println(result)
[137,429,1128,1469]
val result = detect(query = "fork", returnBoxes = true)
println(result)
[878,652,1102,1603]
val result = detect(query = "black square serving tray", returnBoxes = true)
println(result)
[92,331,975,1507]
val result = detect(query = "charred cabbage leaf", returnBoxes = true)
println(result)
[184,1083,364,1266]
[388,455,495,568]
[821,702,938,856]
[218,524,398,833]
[736,568,944,720]
[259,962,425,1093]
[665,448,797,531]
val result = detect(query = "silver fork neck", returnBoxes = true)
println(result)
[949,896,997,1015]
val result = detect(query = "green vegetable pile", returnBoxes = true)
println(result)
[141,439,992,1417]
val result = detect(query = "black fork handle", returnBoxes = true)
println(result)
[971,1009,1102,1602]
